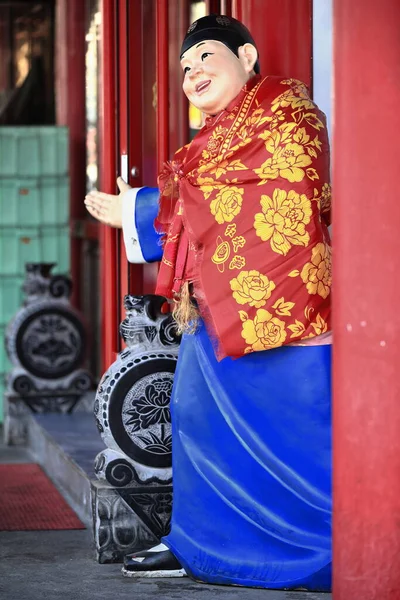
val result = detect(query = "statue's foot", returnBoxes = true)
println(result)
[122,543,187,578]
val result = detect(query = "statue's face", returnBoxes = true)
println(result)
[181,40,253,116]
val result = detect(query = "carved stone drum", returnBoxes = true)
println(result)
[92,294,181,563]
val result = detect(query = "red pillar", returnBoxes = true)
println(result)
[236,0,312,88]
[56,0,86,309]
[99,0,118,370]
[156,0,169,172]
[333,1,400,598]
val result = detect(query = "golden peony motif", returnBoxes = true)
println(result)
[206,126,228,156]
[264,109,286,130]
[300,242,332,298]
[254,143,312,184]
[237,108,269,143]
[197,176,219,200]
[271,81,314,113]
[210,185,244,224]
[230,270,276,308]
[241,309,287,351]
[254,189,312,256]
[320,183,332,213]
[310,313,328,335]
[199,157,229,179]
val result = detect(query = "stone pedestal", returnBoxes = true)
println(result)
[91,295,180,563]
[4,263,92,444]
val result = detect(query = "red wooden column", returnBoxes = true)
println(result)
[99,0,118,370]
[56,0,86,309]
[156,0,169,173]
[333,1,400,598]
[234,0,312,88]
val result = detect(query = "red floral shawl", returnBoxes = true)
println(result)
[155,75,332,360]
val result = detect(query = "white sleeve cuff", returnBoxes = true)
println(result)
[122,187,145,263]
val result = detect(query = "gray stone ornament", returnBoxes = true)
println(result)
[92,294,181,563]
[4,263,92,443]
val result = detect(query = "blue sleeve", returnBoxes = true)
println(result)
[135,187,163,262]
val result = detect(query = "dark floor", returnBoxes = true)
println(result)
[0,434,331,600]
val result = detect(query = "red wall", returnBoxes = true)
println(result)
[235,0,313,88]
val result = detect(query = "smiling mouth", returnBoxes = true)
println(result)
[195,80,211,94]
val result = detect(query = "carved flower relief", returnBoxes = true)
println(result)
[134,492,173,536]
[240,309,287,351]
[230,270,276,308]
[125,378,172,431]
[254,189,312,256]
[210,185,244,224]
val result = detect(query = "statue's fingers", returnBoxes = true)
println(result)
[117,176,131,193]
[85,204,106,222]
[85,196,107,211]
[86,190,115,203]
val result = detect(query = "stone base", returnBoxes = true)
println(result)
[91,480,172,564]
[3,388,95,447]
[3,394,31,445]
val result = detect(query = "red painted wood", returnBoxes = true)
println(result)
[117,0,129,335]
[126,0,145,297]
[56,0,87,309]
[231,0,243,21]
[99,0,118,370]
[220,0,232,16]
[333,1,400,598]
[239,0,312,88]
[168,0,190,154]
[205,0,220,14]
[140,0,159,295]
[156,0,169,172]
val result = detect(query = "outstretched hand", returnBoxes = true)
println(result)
[84,177,131,228]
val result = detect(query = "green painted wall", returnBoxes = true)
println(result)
[0,126,70,422]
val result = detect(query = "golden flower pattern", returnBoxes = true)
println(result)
[230,270,276,308]
[254,189,312,256]
[300,243,332,299]
[320,183,332,214]
[241,309,287,351]
[210,185,244,224]
[188,77,331,354]
[255,143,312,184]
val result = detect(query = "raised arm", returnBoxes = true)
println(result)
[121,186,162,263]
[85,178,162,263]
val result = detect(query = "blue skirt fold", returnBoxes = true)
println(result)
[164,321,332,591]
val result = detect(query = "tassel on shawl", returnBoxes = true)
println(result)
[172,281,199,335]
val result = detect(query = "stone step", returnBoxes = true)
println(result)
[26,411,103,528]
[24,410,162,563]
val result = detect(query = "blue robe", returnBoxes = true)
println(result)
[123,187,332,590]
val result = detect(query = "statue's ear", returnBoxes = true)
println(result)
[238,43,258,74]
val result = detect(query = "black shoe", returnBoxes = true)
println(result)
[123,548,186,578]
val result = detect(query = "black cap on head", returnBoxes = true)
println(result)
[180,14,260,74]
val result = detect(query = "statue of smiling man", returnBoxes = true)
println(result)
[85,14,332,591]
